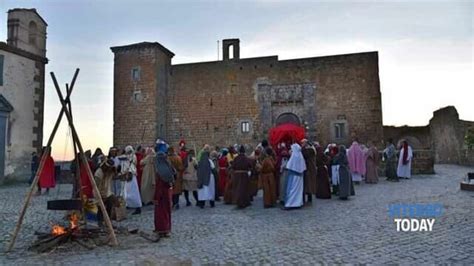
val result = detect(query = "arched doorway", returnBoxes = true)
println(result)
[276,112,301,126]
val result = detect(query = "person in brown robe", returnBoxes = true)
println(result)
[231,145,253,209]
[168,147,184,210]
[259,147,277,208]
[248,147,262,201]
[140,148,156,205]
[154,140,174,237]
[315,146,332,199]
[365,141,379,184]
[301,140,318,204]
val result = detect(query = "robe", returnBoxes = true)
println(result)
[231,154,253,208]
[315,150,331,199]
[39,155,56,189]
[285,170,304,208]
[169,155,184,195]
[120,154,142,208]
[198,159,216,201]
[365,147,379,183]
[140,154,156,205]
[218,156,229,197]
[302,147,318,195]
[136,152,144,193]
[183,157,198,191]
[154,178,172,234]
[259,157,277,207]
[348,142,367,182]
[79,160,94,199]
[248,157,259,199]
[397,146,413,178]
[335,153,355,200]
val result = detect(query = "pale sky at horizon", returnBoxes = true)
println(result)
[0,0,473,160]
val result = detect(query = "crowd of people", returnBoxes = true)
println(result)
[32,137,414,238]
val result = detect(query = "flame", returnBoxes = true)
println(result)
[69,213,79,230]
[51,225,66,236]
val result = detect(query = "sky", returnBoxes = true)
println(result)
[0,0,473,160]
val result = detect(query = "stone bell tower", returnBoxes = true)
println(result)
[7,8,47,58]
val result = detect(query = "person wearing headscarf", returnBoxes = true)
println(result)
[178,140,188,162]
[301,139,317,205]
[333,145,355,200]
[315,145,331,199]
[183,149,199,206]
[93,158,117,226]
[168,147,184,210]
[154,139,175,237]
[140,147,156,205]
[347,140,367,184]
[37,147,55,195]
[227,145,238,164]
[365,141,380,184]
[248,146,262,201]
[329,144,340,194]
[218,149,230,199]
[91,148,104,172]
[197,145,217,208]
[197,144,210,162]
[276,143,290,205]
[119,145,142,215]
[283,143,306,209]
[209,150,220,201]
[397,140,413,179]
[259,147,277,208]
[383,139,398,182]
[231,145,254,208]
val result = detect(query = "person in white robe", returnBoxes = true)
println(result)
[119,145,142,214]
[397,140,413,179]
[284,143,306,209]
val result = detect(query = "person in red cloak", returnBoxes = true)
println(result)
[218,149,229,197]
[135,146,144,194]
[79,150,94,199]
[37,148,55,195]
[178,140,188,162]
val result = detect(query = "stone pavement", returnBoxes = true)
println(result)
[1,164,473,265]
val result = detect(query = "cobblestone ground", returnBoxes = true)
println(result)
[1,164,473,265]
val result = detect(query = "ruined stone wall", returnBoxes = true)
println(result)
[112,47,166,148]
[167,52,383,149]
[383,125,431,149]
[378,150,435,175]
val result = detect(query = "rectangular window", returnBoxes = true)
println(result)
[0,55,4,86]
[335,123,345,139]
[241,121,250,133]
[132,67,140,81]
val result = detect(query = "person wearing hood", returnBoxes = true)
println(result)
[397,140,413,179]
[140,147,156,205]
[154,139,175,237]
[197,145,217,208]
[301,139,317,205]
[333,145,355,200]
[347,140,367,184]
[315,145,331,199]
[231,145,254,209]
[283,143,306,209]
[120,145,142,215]
[276,143,290,205]
[383,138,398,182]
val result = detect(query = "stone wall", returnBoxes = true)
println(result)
[378,149,435,176]
[0,48,45,180]
[166,51,382,149]
[383,125,431,149]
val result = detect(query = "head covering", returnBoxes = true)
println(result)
[155,152,175,183]
[168,146,176,155]
[145,147,155,156]
[402,140,409,163]
[221,148,229,156]
[239,145,246,154]
[261,139,269,148]
[101,158,115,168]
[347,141,366,175]
[179,140,186,148]
[155,139,168,154]
[125,145,134,154]
[285,143,306,174]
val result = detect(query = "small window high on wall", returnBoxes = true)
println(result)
[335,123,345,139]
[28,21,37,46]
[241,121,250,133]
[132,67,140,82]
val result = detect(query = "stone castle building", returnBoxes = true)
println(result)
[111,39,383,149]
[0,9,47,181]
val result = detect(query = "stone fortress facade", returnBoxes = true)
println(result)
[0,9,47,181]
[111,39,383,150]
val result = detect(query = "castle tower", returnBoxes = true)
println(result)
[111,42,174,147]
[7,8,47,58]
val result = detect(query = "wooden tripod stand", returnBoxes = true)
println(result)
[7,69,118,252]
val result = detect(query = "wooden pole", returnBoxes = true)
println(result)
[46,69,79,147]
[50,72,118,246]
[6,70,79,252]
[6,149,50,252]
